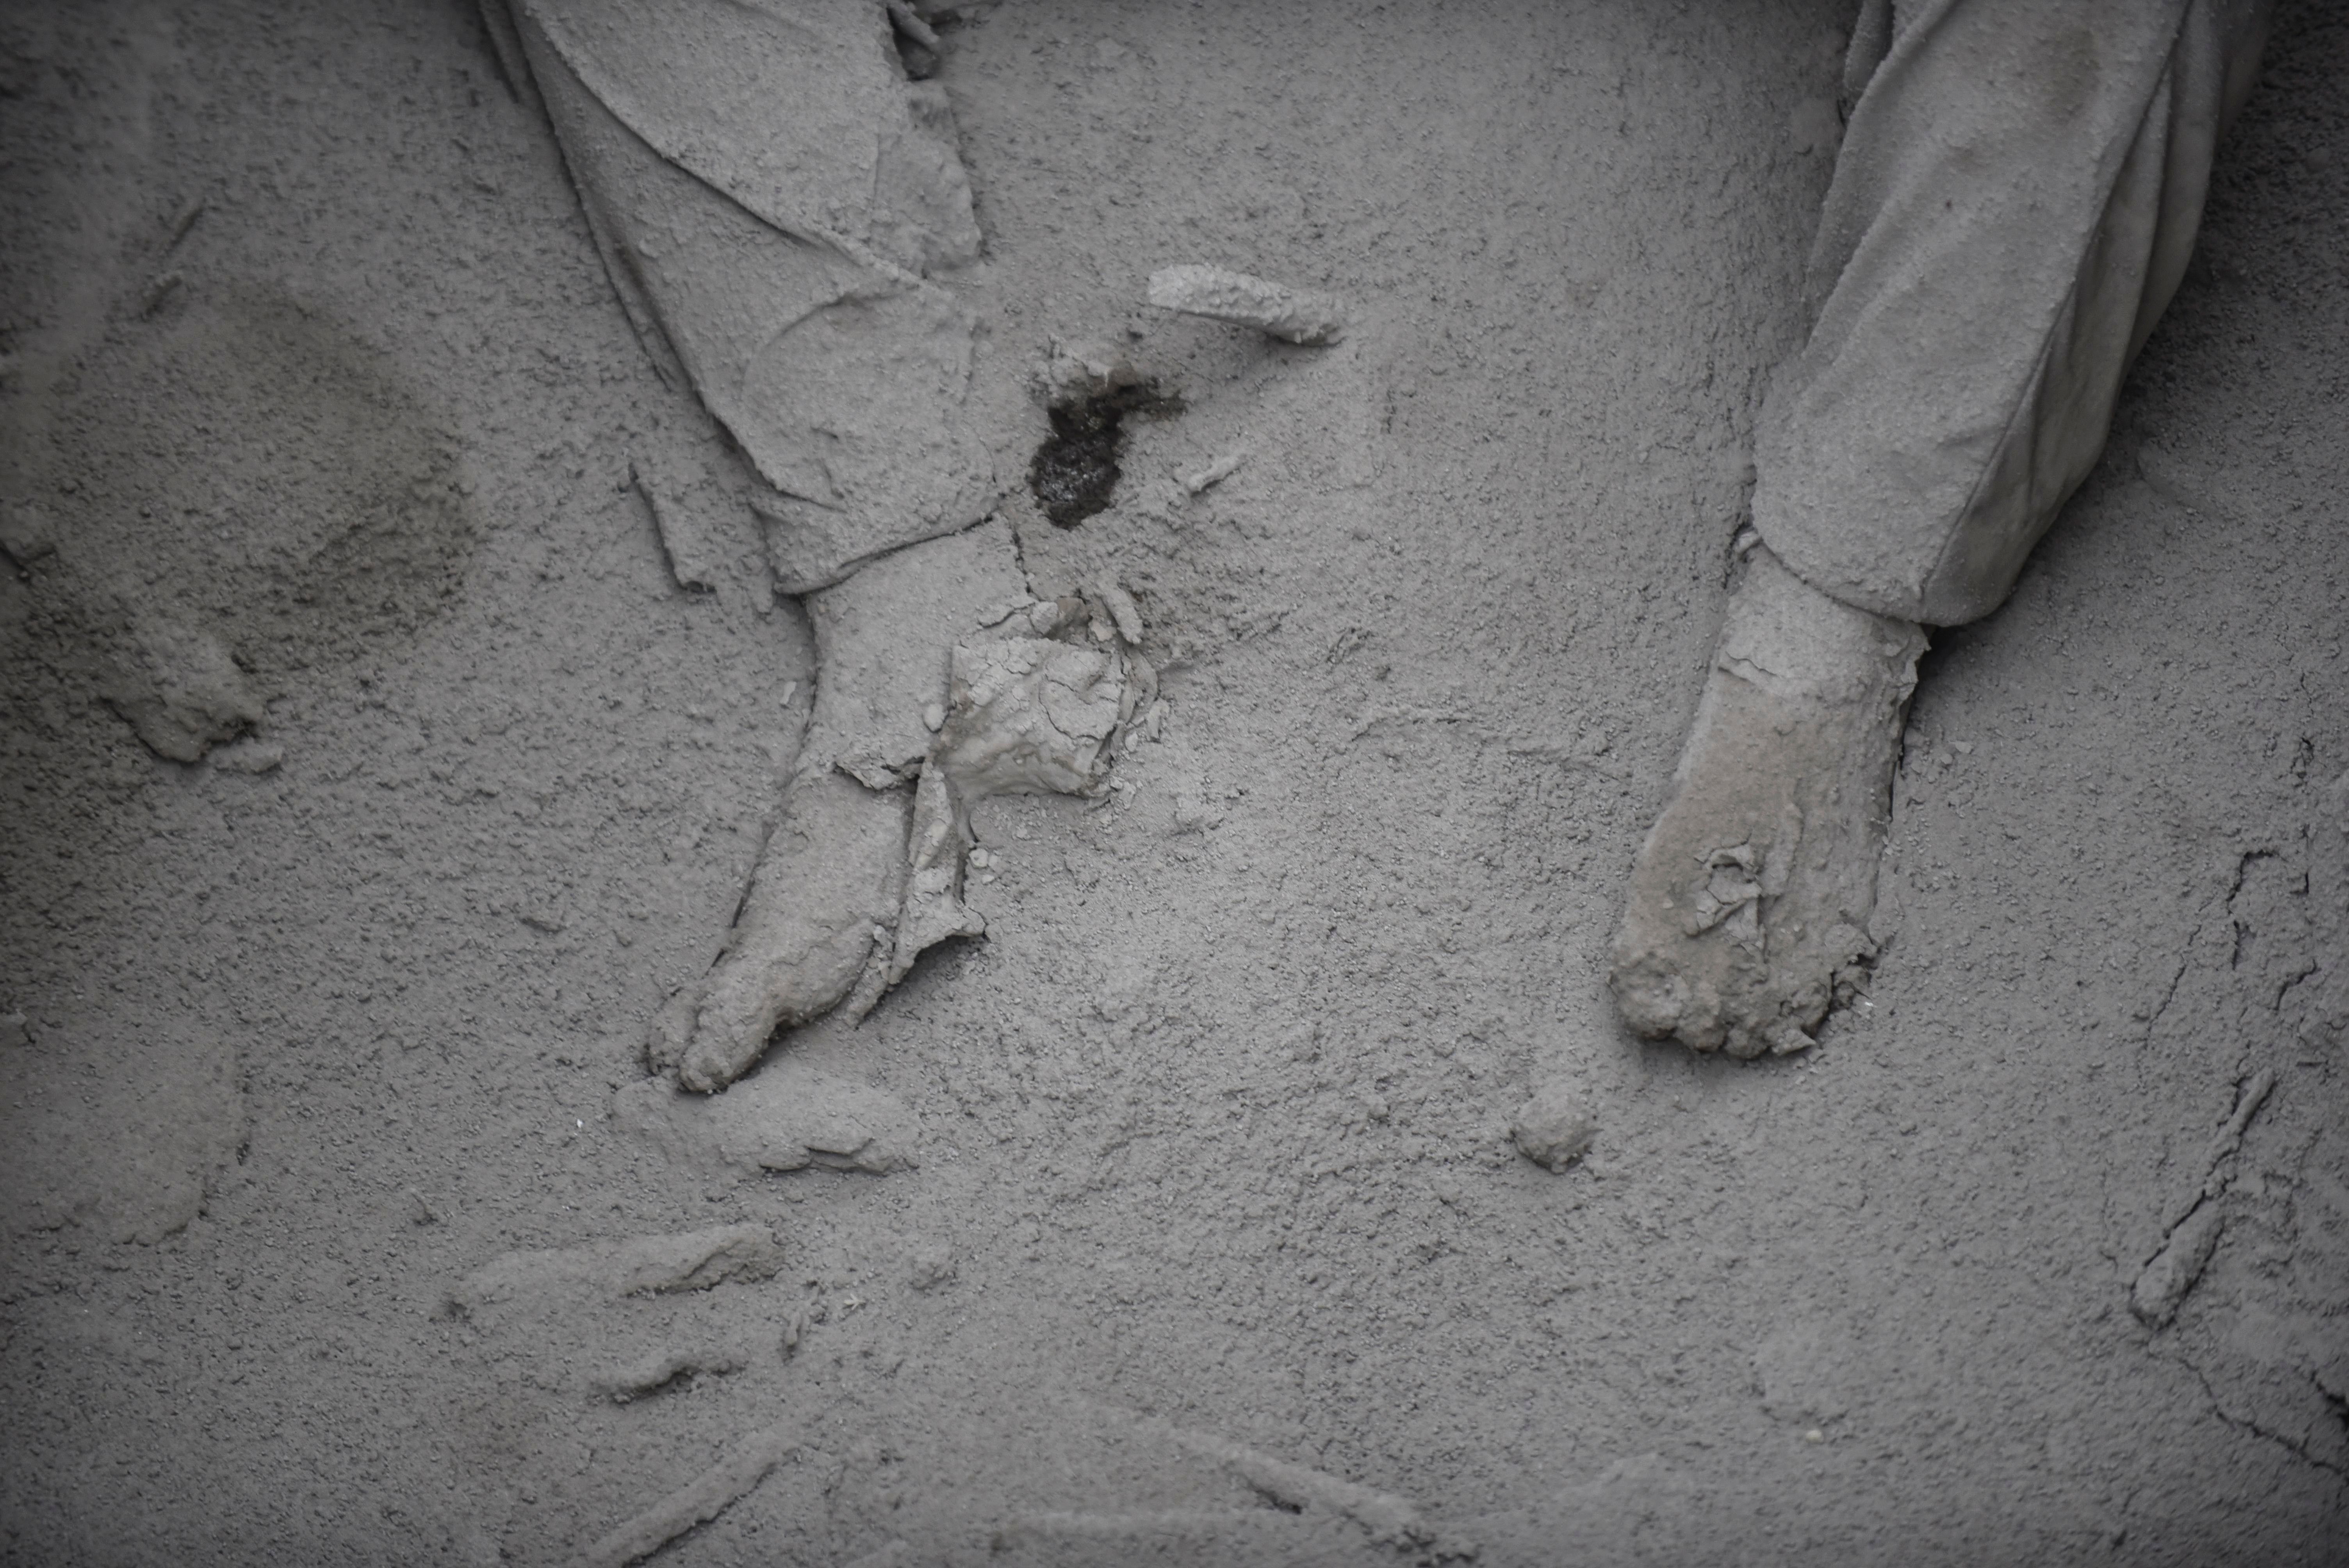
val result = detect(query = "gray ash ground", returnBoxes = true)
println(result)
[1,2,2343,1564]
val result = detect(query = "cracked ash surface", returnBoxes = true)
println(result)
[0,1,2344,1564]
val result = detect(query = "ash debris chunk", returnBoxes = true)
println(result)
[98,614,264,763]
[0,502,56,568]
[2130,1203,2224,1328]
[1511,1085,1597,1172]
[616,1067,919,1176]
[577,1422,800,1568]
[592,1342,752,1403]
[886,632,1128,988]
[447,1223,784,1317]
[1147,263,1347,346]
[2130,1068,2280,1328]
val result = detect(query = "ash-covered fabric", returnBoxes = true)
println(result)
[1754,0,2271,625]
[488,0,1001,593]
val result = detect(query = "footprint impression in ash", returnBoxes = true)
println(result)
[6,282,474,763]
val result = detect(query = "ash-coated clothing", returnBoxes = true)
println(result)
[497,0,2269,626]
[1753,0,2271,627]
[481,0,1001,594]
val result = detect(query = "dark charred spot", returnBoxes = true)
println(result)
[1027,382,1181,528]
